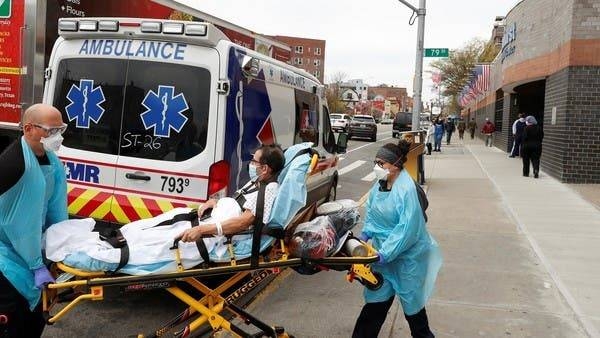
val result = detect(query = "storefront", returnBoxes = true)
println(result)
[466,0,600,183]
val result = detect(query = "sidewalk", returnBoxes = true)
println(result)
[244,137,600,337]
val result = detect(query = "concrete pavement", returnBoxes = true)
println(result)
[242,136,600,337]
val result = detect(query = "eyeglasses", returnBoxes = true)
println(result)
[374,160,385,168]
[250,158,263,165]
[33,123,68,136]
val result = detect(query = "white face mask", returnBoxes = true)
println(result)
[373,165,389,180]
[40,133,64,152]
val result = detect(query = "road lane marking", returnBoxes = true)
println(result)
[361,172,376,181]
[338,160,366,176]
[346,136,393,154]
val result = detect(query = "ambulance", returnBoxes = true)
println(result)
[43,17,345,226]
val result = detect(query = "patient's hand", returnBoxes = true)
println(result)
[197,199,217,216]
[178,227,204,242]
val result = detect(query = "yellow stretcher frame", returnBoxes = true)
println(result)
[43,231,381,338]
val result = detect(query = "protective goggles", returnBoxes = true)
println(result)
[33,123,68,136]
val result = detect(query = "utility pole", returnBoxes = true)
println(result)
[397,0,426,131]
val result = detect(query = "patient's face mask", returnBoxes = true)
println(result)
[373,165,389,180]
[40,133,64,152]
[248,163,262,181]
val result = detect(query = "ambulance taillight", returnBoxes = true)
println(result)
[208,160,229,199]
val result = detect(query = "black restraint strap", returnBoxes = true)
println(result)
[190,216,211,266]
[250,183,267,268]
[99,229,129,274]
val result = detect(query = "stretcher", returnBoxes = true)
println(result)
[42,205,382,338]
[42,146,383,338]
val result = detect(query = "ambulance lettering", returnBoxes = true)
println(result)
[79,39,187,60]
[64,162,100,183]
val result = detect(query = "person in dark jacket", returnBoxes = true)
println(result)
[444,119,455,145]
[521,116,544,178]
[509,114,526,157]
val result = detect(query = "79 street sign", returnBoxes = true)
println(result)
[424,48,449,57]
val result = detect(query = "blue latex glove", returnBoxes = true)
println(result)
[357,233,370,242]
[33,266,55,288]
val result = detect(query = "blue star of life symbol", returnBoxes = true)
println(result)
[141,85,189,138]
[65,79,106,129]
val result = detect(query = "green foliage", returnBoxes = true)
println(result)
[429,39,485,100]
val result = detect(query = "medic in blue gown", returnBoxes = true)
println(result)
[353,140,442,338]
[0,104,68,338]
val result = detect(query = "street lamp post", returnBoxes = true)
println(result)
[397,0,426,131]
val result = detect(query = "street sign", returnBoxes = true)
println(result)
[424,48,449,57]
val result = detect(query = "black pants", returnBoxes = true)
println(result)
[0,274,45,338]
[426,143,432,155]
[469,129,475,139]
[352,296,434,338]
[446,132,453,145]
[510,138,522,157]
[521,147,541,176]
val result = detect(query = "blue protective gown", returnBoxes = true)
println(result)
[361,170,442,315]
[0,137,68,310]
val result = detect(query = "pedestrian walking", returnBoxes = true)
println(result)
[509,114,526,157]
[0,104,69,338]
[481,118,496,147]
[444,119,455,145]
[457,119,466,140]
[433,119,444,152]
[425,123,435,155]
[467,118,477,140]
[521,115,544,178]
[353,140,442,338]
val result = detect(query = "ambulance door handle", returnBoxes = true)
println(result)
[125,173,151,181]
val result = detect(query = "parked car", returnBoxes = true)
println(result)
[392,112,413,138]
[330,113,353,132]
[348,115,378,142]
[380,118,393,124]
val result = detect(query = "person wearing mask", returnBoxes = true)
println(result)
[444,118,455,145]
[425,122,435,155]
[481,118,496,147]
[353,140,442,338]
[433,119,444,152]
[467,118,477,140]
[0,104,68,338]
[509,114,527,158]
[178,144,285,241]
[521,116,544,178]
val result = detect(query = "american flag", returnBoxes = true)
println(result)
[474,64,490,93]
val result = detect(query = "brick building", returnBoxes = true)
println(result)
[463,0,600,183]
[270,35,326,83]
[368,86,411,113]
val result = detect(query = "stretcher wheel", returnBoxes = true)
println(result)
[364,272,383,291]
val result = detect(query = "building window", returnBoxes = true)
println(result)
[294,57,303,65]
[315,47,321,55]
[313,59,320,66]
[295,46,304,54]
[314,70,320,77]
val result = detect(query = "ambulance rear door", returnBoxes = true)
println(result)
[47,39,123,223]
[112,41,220,223]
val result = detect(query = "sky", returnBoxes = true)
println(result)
[176,0,520,102]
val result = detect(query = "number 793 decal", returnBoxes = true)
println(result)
[160,176,190,194]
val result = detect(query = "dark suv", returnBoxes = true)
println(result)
[392,112,413,138]
[348,115,377,142]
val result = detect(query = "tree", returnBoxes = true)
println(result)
[429,39,485,112]
[325,71,347,114]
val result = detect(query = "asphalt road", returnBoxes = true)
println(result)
[42,124,394,338]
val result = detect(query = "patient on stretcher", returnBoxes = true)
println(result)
[45,144,310,275]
